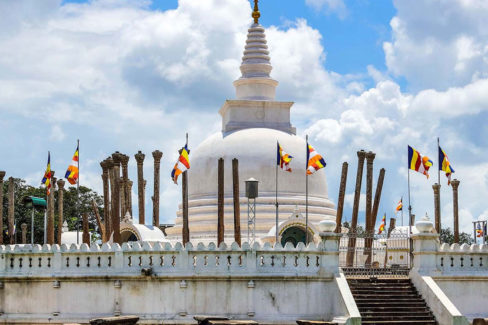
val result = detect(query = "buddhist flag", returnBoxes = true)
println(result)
[408,145,433,178]
[306,143,326,175]
[439,146,455,185]
[277,142,293,172]
[41,152,52,195]
[171,144,190,184]
[65,144,79,185]
[395,198,403,214]
[477,223,484,238]
[378,213,386,234]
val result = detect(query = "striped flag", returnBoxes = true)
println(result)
[378,213,386,234]
[41,152,52,195]
[65,144,79,185]
[477,223,484,238]
[306,143,326,175]
[171,144,190,184]
[395,198,403,214]
[439,146,455,185]
[408,145,433,178]
[277,142,293,172]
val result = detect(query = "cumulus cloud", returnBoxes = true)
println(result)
[305,0,348,19]
[384,0,488,90]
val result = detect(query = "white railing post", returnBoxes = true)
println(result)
[318,220,341,274]
[411,216,439,274]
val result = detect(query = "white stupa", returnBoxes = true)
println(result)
[166,4,336,245]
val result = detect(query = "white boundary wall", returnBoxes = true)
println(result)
[0,238,356,324]
[411,226,488,324]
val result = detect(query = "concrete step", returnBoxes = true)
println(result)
[361,321,437,325]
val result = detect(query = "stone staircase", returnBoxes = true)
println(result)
[347,278,437,324]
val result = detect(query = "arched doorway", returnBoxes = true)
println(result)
[120,229,139,242]
[281,226,307,247]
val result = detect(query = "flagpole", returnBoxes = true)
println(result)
[437,137,440,185]
[76,139,80,244]
[408,168,412,235]
[305,135,309,245]
[275,141,279,245]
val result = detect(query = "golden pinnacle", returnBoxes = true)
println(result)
[252,0,260,24]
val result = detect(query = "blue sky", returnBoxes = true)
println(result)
[2,0,488,237]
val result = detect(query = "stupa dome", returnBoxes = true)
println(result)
[166,8,336,243]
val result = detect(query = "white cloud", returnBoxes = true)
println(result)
[305,0,347,19]
[384,0,488,90]
[49,125,66,142]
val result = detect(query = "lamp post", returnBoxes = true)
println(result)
[23,196,47,244]
[245,178,259,245]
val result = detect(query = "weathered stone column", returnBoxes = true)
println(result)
[232,158,241,246]
[100,160,111,242]
[432,183,441,233]
[152,150,163,227]
[346,150,366,267]
[106,158,115,240]
[119,180,126,218]
[56,179,65,245]
[7,177,15,244]
[128,180,133,216]
[335,162,348,233]
[182,172,189,245]
[21,223,27,244]
[82,212,90,244]
[134,151,145,225]
[371,168,386,229]
[217,158,225,246]
[451,179,460,243]
[120,154,130,216]
[365,151,376,233]
[111,154,122,244]
[0,171,5,244]
[47,175,56,245]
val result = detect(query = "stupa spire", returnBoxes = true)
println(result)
[232,0,278,100]
[252,0,260,24]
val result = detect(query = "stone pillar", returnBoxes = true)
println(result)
[82,212,90,244]
[128,180,133,216]
[7,177,15,244]
[346,150,366,267]
[451,179,460,243]
[56,179,65,245]
[47,175,56,245]
[365,151,375,233]
[0,171,5,245]
[111,154,122,244]
[335,162,348,233]
[371,168,386,229]
[432,183,441,233]
[119,180,126,218]
[152,150,163,227]
[100,160,111,242]
[21,223,27,244]
[182,172,189,245]
[120,154,131,216]
[318,220,341,272]
[232,158,241,246]
[107,158,115,240]
[387,217,396,237]
[217,158,225,246]
[134,151,145,225]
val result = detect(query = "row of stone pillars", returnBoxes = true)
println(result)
[0,171,91,245]
[433,179,461,243]
[99,150,163,244]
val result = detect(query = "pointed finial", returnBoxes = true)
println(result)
[252,0,260,24]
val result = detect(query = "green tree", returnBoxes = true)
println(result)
[1,178,104,244]
[439,227,473,245]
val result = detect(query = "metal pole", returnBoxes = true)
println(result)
[408,167,412,235]
[401,197,404,227]
[43,209,47,244]
[76,139,80,244]
[31,208,34,244]
[275,147,279,244]
[305,135,309,245]
[247,197,250,243]
[437,137,441,185]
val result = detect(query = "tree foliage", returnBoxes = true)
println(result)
[1,178,104,244]
[439,227,473,245]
